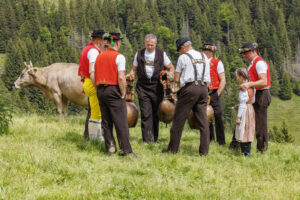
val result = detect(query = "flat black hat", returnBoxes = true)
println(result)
[104,32,124,40]
[91,30,105,38]
[239,42,258,54]
[176,37,190,51]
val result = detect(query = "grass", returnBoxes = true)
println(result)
[268,94,300,144]
[0,113,299,199]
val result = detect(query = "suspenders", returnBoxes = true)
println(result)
[185,52,206,85]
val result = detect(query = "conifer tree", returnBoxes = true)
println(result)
[279,72,292,100]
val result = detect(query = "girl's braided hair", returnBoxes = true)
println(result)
[235,68,250,81]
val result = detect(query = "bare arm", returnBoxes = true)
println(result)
[174,72,181,83]
[217,72,226,96]
[165,62,175,76]
[129,65,138,79]
[89,62,97,87]
[118,71,127,99]
[240,73,267,91]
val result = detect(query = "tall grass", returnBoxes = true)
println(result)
[0,113,299,199]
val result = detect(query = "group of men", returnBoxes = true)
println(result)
[78,29,271,157]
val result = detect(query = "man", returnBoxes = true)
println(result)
[239,42,271,153]
[166,37,210,155]
[78,29,106,141]
[94,32,137,157]
[129,34,175,143]
[201,42,226,145]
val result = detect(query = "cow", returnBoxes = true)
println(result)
[14,62,88,118]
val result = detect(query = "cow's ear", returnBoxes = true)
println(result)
[28,68,38,77]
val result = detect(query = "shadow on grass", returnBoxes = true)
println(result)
[59,131,106,153]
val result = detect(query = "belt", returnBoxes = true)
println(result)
[208,89,217,95]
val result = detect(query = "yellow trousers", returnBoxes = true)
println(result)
[83,78,101,120]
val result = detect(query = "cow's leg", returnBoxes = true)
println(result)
[62,96,68,117]
[53,92,63,119]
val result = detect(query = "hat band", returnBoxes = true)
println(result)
[202,45,216,51]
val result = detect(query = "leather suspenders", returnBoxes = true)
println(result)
[185,52,206,85]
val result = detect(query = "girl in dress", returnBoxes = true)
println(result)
[235,68,255,156]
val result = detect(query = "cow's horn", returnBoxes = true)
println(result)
[29,60,33,67]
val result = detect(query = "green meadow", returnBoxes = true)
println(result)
[0,113,299,199]
[268,94,300,144]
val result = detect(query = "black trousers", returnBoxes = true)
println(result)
[97,85,132,154]
[209,90,225,145]
[167,81,210,155]
[253,89,271,152]
[136,81,163,142]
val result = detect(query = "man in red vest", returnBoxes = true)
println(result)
[78,30,106,141]
[94,32,137,158]
[201,42,226,145]
[239,42,271,153]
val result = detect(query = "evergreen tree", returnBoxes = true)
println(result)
[269,60,280,96]
[279,72,292,100]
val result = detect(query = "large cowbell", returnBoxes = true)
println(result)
[126,102,138,128]
[158,98,175,124]
[187,104,214,129]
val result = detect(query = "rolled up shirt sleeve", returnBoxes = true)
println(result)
[116,54,126,71]
[256,61,268,74]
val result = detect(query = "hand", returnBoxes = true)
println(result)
[236,118,241,125]
[240,82,249,91]
[126,73,135,80]
[234,104,239,109]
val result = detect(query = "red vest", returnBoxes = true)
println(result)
[95,49,120,85]
[209,57,221,90]
[248,56,271,90]
[78,42,101,81]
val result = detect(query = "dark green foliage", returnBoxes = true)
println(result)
[0,0,298,118]
[0,93,13,134]
[279,72,292,100]
[293,81,300,96]
[269,120,294,143]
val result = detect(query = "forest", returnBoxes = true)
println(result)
[0,0,299,130]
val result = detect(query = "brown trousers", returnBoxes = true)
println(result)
[97,85,132,154]
[253,89,271,152]
[209,90,225,145]
[167,81,210,155]
[136,81,163,142]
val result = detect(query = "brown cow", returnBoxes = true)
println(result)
[14,62,88,118]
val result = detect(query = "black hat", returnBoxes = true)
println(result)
[104,32,124,40]
[239,42,258,54]
[200,42,217,51]
[90,30,105,38]
[176,37,190,51]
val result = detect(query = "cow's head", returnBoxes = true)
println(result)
[14,61,39,88]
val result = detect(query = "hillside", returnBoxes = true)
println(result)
[268,94,300,144]
[0,114,299,199]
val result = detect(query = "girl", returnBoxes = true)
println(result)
[235,68,255,156]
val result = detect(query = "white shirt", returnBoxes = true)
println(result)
[133,50,171,78]
[176,49,210,87]
[116,54,126,71]
[248,60,268,74]
[88,48,100,72]
[208,58,225,74]
[237,90,249,118]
